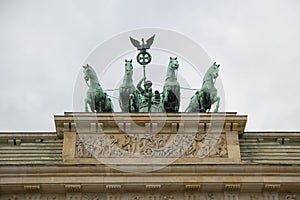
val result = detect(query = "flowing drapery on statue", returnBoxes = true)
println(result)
[161,57,181,112]
[186,62,220,112]
[83,64,113,112]
[118,59,139,112]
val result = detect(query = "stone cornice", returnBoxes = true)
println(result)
[0,165,299,193]
[1,164,300,175]
[54,112,247,134]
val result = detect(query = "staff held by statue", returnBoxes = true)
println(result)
[129,34,155,83]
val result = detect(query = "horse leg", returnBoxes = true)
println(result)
[159,90,165,111]
[213,97,220,112]
[90,95,96,112]
[85,98,89,112]
[175,100,180,112]
[107,99,113,112]
[129,93,135,112]
[98,100,103,112]
[163,90,169,111]
[97,95,107,112]
[198,91,206,112]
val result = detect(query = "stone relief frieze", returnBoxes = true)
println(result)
[81,193,105,200]
[0,192,298,200]
[284,194,297,200]
[75,132,227,159]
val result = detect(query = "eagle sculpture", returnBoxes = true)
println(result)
[129,34,155,51]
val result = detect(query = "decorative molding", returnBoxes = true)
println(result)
[106,184,122,191]
[223,185,240,200]
[65,184,81,193]
[224,184,241,192]
[145,184,161,191]
[24,185,40,193]
[185,184,201,191]
[264,184,280,192]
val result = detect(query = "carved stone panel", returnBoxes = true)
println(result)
[0,192,299,200]
[75,133,227,159]
[81,193,105,200]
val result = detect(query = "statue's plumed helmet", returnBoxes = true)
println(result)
[144,80,152,86]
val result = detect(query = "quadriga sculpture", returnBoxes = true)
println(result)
[83,64,113,112]
[161,57,181,112]
[186,62,220,112]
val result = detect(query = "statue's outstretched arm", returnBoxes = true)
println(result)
[137,77,146,92]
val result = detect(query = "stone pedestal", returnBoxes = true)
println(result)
[57,112,246,166]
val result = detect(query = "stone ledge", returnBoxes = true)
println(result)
[55,112,247,134]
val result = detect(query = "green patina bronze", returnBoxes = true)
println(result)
[83,34,221,113]
[128,34,163,112]
[186,62,220,112]
[161,57,180,112]
[118,59,161,113]
[118,59,137,112]
[135,77,161,112]
[83,64,113,113]
[130,35,155,66]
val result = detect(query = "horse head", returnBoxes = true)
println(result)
[124,59,133,76]
[204,62,220,82]
[82,64,91,82]
[168,57,179,71]
[82,64,99,87]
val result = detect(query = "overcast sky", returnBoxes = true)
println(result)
[0,0,299,132]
